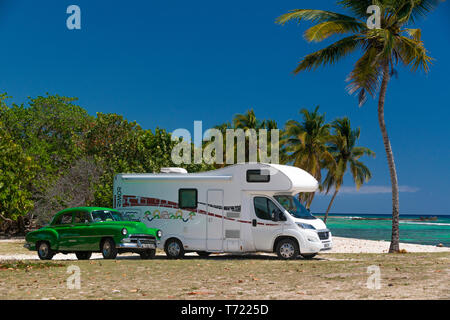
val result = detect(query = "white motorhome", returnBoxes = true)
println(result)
[113,163,332,259]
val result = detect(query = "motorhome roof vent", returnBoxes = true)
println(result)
[160,167,188,174]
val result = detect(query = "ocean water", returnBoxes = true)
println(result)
[317,214,450,247]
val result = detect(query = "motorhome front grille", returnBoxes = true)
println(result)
[318,231,329,240]
[129,235,156,245]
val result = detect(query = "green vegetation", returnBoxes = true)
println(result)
[0,94,214,233]
[276,0,438,252]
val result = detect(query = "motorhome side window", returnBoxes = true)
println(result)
[246,169,270,183]
[253,197,279,221]
[179,189,198,209]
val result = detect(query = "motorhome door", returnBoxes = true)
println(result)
[206,190,224,251]
[251,196,284,251]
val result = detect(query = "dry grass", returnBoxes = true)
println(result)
[0,241,449,300]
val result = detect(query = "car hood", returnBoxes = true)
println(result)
[92,221,152,233]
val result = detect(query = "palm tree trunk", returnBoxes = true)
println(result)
[324,189,338,224]
[378,63,400,253]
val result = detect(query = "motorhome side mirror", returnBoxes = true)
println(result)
[272,209,281,222]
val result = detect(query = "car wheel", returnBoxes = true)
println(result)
[164,238,185,259]
[196,251,211,257]
[101,238,118,259]
[276,239,299,260]
[75,252,92,260]
[140,249,156,259]
[37,241,55,260]
[301,253,317,259]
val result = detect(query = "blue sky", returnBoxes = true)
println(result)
[1,0,449,215]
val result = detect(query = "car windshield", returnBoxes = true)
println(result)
[91,210,126,222]
[273,195,315,220]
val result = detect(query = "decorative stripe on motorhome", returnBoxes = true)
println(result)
[121,195,280,227]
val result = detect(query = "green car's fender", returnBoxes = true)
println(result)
[25,227,59,251]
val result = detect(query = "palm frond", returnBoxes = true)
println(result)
[394,35,433,72]
[276,9,360,25]
[403,28,422,41]
[304,19,366,42]
[393,0,441,24]
[337,0,375,18]
[346,46,383,106]
[294,35,362,73]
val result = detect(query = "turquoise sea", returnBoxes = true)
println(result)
[317,214,450,247]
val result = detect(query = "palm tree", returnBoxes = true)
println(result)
[276,0,437,252]
[322,117,375,223]
[282,106,334,208]
[233,109,262,130]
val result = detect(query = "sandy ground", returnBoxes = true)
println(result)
[324,237,450,254]
[0,237,448,260]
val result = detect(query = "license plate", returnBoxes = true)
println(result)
[141,244,155,249]
[324,243,330,248]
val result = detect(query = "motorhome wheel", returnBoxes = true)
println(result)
[165,238,185,259]
[276,239,299,260]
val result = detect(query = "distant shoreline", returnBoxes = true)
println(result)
[314,215,440,221]
[314,213,450,217]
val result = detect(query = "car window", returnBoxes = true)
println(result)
[253,197,279,221]
[53,213,73,225]
[92,210,124,222]
[73,211,91,224]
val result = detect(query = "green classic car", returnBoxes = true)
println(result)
[24,207,162,260]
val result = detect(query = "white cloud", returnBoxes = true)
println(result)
[329,185,420,195]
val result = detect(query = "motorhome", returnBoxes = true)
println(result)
[113,163,332,259]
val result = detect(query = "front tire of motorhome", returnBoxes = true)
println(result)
[164,238,185,259]
[276,239,299,260]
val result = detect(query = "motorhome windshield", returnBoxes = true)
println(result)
[274,195,315,220]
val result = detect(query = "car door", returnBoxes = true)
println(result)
[52,212,77,250]
[251,196,284,251]
[72,210,94,250]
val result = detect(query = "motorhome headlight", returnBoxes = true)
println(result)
[157,230,162,238]
[121,228,128,236]
[296,223,316,230]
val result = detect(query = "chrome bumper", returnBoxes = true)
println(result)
[116,242,157,249]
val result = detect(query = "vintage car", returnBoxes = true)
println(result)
[24,207,162,260]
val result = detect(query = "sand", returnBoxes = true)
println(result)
[324,236,450,253]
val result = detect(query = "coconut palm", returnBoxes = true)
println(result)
[276,0,437,252]
[233,109,262,130]
[322,117,375,223]
[282,106,334,208]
